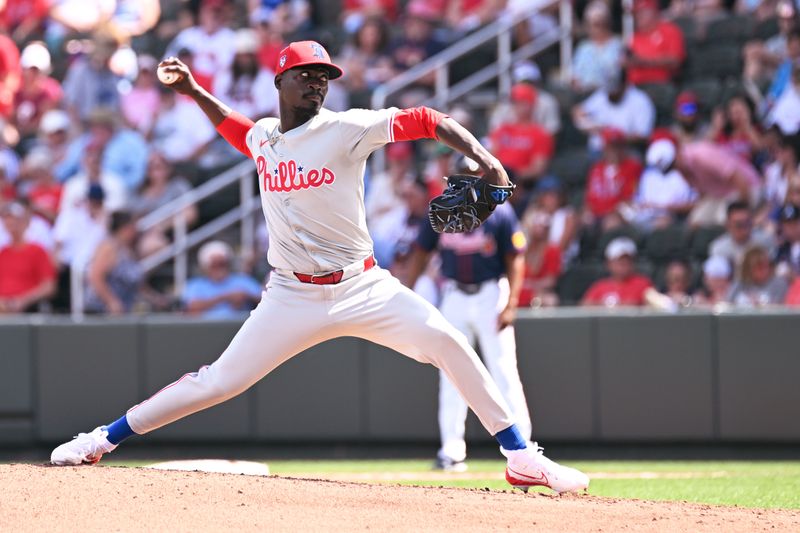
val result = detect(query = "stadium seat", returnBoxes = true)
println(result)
[556,120,588,151]
[703,16,753,48]
[686,46,743,81]
[642,225,691,264]
[672,16,698,48]
[638,83,678,126]
[689,225,726,261]
[556,262,607,305]
[752,17,779,41]
[548,148,592,189]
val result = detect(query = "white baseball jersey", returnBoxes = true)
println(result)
[244,107,400,274]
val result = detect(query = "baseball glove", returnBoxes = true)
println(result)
[428,174,515,233]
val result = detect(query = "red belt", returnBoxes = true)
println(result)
[293,255,376,285]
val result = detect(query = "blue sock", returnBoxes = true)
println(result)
[495,424,527,451]
[104,415,135,445]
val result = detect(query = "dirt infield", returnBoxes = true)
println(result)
[2,464,797,532]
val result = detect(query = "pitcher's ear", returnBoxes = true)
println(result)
[274,73,282,90]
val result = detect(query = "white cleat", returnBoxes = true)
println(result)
[502,442,589,494]
[50,426,117,466]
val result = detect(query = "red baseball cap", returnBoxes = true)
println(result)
[276,41,344,80]
[601,127,626,144]
[510,83,537,104]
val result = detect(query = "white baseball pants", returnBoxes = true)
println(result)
[436,278,532,463]
[126,266,515,437]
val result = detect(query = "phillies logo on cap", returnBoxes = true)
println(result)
[310,43,326,59]
[279,55,287,68]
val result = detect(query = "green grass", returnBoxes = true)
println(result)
[105,459,800,510]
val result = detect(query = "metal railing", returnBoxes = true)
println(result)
[370,0,572,173]
[70,159,259,317]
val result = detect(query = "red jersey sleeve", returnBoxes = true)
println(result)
[392,107,448,142]
[216,111,254,158]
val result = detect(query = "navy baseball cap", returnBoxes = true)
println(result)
[535,175,562,194]
[87,183,106,201]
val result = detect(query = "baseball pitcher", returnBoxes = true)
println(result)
[50,41,588,494]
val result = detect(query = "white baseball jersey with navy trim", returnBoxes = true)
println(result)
[245,107,400,274]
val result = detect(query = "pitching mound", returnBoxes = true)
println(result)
[2,464,797,532]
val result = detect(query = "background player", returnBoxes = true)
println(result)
[49,41,588,494]
[404,161,531,472]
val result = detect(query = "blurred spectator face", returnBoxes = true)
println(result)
[778,1,797,35]
[776,136,799,167]
[90,35,118,69]
[115,218,139,247]
[788,33,800,60]
[83,147,103,178]
[199,241,233,281]
[608,255,635,280]
[703,257,731,296]
[787,179,800,205]
[727,96,752,128]
[400,180,429,217]
[605,237,637,279]
[1,203,29,241]
[783,217,800,243]
[584,2,610,40]
[387,142,413,174]
[674,91,699,130]
[135,56,158,87]
[743,248,772,285]
[601,128,626,160]
[633,1,659,32]
[90,123,114,147]
[510,83,536,118]
[40,110,71,145]
[726,206,753,245]
[404,14,434,41]
[146,152,172,185]
[357,18,388,53]
[199,0,226,33]
[538,189,561,212]
[665,261,690,294]
[523,210,551,242]
[20,42,51,85]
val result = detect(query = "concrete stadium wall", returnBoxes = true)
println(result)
[1,310,798,446]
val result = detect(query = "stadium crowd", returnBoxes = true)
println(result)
[1,0,800,316]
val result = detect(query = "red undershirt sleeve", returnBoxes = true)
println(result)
[215,111,255,158]
[391,107,448,142]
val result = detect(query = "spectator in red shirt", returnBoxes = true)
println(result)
[625,0,685,86]
[14,42,63,146]
[581,236,653,306]
[518,208,561,307]
[21,149,62,225]
[584,127,643,231]
[0,0,49,43]
[0,201,55,313]
[0,30,20,119]
[489,83,554,189]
